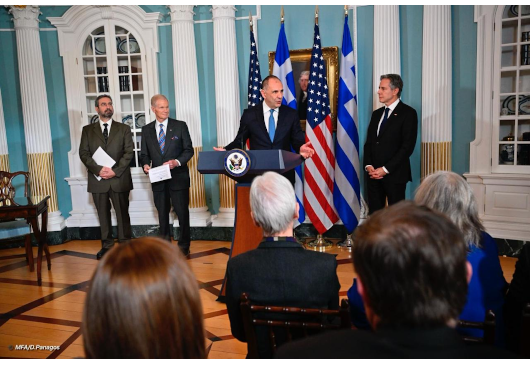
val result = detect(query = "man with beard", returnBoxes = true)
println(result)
[79,94,134,260]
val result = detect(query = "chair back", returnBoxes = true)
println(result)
[457,309,496,346]
[240,293,351,358]
[521,303,530,358]
[0,171,29,207]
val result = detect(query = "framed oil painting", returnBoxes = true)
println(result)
[268,46,339,131]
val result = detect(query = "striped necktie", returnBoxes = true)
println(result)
[159,124,165,153]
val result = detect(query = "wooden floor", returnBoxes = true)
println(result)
[0,239,518,359]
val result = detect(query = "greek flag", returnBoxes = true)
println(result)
[333,14,361,233]
[272,22,305,225]
[272,23,297,109]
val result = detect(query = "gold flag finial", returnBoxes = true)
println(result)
[315,5,319,25]
[249,11,253,31]
[281,6,284,24]
[344,5,348,16]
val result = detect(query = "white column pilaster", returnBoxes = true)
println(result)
[8,5,65,231]
[421,6,452,177]
[169,5,211,227]
[211,5,240,227]
[373,5,401,110]
[0,88,9,172]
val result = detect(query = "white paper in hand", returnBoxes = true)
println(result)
[92,147,116,181]
[149,164,172,183]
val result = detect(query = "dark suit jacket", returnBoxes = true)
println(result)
[79,121,134,193]
[276,326,514,359]
[224,103,305,184]
[363,101,418,184]
[225,238,340,358]
[140,118,194,191]
[504,243,530,353]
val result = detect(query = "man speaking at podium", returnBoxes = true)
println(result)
[214,75,314,185]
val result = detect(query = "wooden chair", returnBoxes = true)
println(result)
[0,171,34,271]
[520,303,530,358]
[240,293,351,358]
[456,309,496,346]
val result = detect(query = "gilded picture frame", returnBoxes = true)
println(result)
[268,46,339,131]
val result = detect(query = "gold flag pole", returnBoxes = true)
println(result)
[344,5,348,16]
[249,11,253,31]
[315,5,319,25]
[280,5,284,24]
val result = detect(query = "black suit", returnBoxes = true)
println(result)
[79,121,134,249]
[504,243,530,354]
[140,118,194,249]
[224,103,305,185]
[225,237,340,358]
[363,101,418,213]
[276,326,514,359]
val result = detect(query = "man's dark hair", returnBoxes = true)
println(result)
[352,201,468,328]
[380,74,403,97]
[261,75,281,90]
[95,94,112,108]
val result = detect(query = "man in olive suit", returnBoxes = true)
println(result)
[79,94,134,260]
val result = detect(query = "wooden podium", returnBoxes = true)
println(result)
[197,150,303,299]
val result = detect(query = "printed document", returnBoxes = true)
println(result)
[92,147,116,181]
[149,164,172,183]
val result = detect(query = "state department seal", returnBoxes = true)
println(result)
[224,149,251,177]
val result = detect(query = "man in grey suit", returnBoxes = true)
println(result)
[140,94,194,256]
[79,94,134,260]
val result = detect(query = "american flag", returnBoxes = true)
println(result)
[247,27,262,107]
[303,23,338,234]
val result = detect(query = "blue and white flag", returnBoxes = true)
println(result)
[333,14,361,233]
[272,23,297,109]
[272,22,305,225]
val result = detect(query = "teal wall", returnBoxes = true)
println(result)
[400,5,423,198]
[0,5,478,222]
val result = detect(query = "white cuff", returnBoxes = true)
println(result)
[382,166,389,174]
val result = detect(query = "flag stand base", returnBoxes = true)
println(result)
[337,233,353,250]
[306,234,333,251]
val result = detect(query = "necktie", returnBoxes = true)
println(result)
[379,108,390,136]
[103,123,108,144]
[268,109,275,142]
[159,124,165,153]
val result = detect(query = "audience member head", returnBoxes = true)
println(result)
[352,201,471,330]
[414,171,484,247]
[82,237,206,359]
[250,171,298,237]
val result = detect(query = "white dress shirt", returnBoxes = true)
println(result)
[366,98,401,174]
[99,118,112,134]
[263,103,279,134]
[154,118,180,166]
[377,98,400,136]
